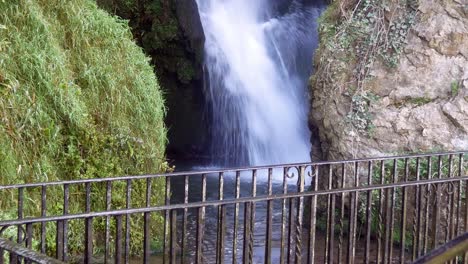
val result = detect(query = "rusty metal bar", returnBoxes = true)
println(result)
[414,232,468,264]
[164,176,171,264]
[216,172,225,264]
[181,175,189,264]
[144,178,151,264]
[40,186,46,254]
[0,237,65,264]
[338,163,346,264]
[195,174,206,264]
[280,167,288,264]
[431,156,442,249]
[264,168,273,264]
[125,179,132,264]
[170,210,177,264]
[294,166,305,264]
[2,151,466,192]
[105,181,112,264]
[233,171,241,264]
[400,158,409,264]
[325,164,334,264]
[0,151,466,264]
[115,215,123,264]
[377,160,385,263]
[365,161,373,264]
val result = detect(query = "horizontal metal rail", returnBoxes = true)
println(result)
[0,150,465,190]
[0,175,467,227]
[0,151,466,263]
[0,238,65,264]
[413,232,468,263]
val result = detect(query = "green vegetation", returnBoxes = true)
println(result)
[97,0,199,84]
[406,97,433,106]
[0,0,167,255]
[451,81,460,97]
[313,0,418,133]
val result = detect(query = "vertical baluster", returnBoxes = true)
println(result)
[294,166,305,264]
[250,170,256,263]
[144,178,151,264]
[431,156,442,249]
[115,215,123,264]
[324,165,332,264]
[25,223,32,264]
[164,177,171,264]
[377,160,385,264]
[105,182,112,264]
[338,163,346,264]
[181,175,189,264]
[170,210,177,264]
[454,155,462,264]
[400,158,409,263]
[456,154,464,239]
[446,155,455,264]
[41,185,47,254]
[347,162,358,264]
[216,172,225,264]
[13,187,24,264]
[63,184,69,262]
[287,196,294,264]
[308,166,318,264]
[387,159,397,263]
[463,155,468,263]
[234,171,241,264]
[84,182,93,264]
[56,189,64,261]
[196,174,206,264]
[365,161,373,264]
[414,158,422,260]
[264,169,273,264]
[125,180,132,264]
[327,165,336,264]
[243,202,252,264]
[423,156,432,254]
[280,167,288,264]
[448,155,456,241]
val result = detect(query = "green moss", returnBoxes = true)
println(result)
[409,97,433,106]
[0,0,167,255]
[451,81,460,97]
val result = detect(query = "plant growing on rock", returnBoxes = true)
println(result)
[313,0,419,134]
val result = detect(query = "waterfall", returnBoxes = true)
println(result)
[196,0,323,167]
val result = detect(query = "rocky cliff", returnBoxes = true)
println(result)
[310,0,468,160]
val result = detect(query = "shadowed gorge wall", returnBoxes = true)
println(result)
[97,0,210,161]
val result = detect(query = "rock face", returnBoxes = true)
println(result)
[310,0,468,161]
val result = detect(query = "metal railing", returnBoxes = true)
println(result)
[0,237,65,264]
[414,232,468,263]
[0,151,467,263]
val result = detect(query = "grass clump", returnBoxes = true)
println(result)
[0,0,167,256]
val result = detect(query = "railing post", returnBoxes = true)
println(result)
[308,165,318,264]
[294,166,305,264]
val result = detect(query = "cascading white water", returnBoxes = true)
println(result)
[196,0,323,166]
